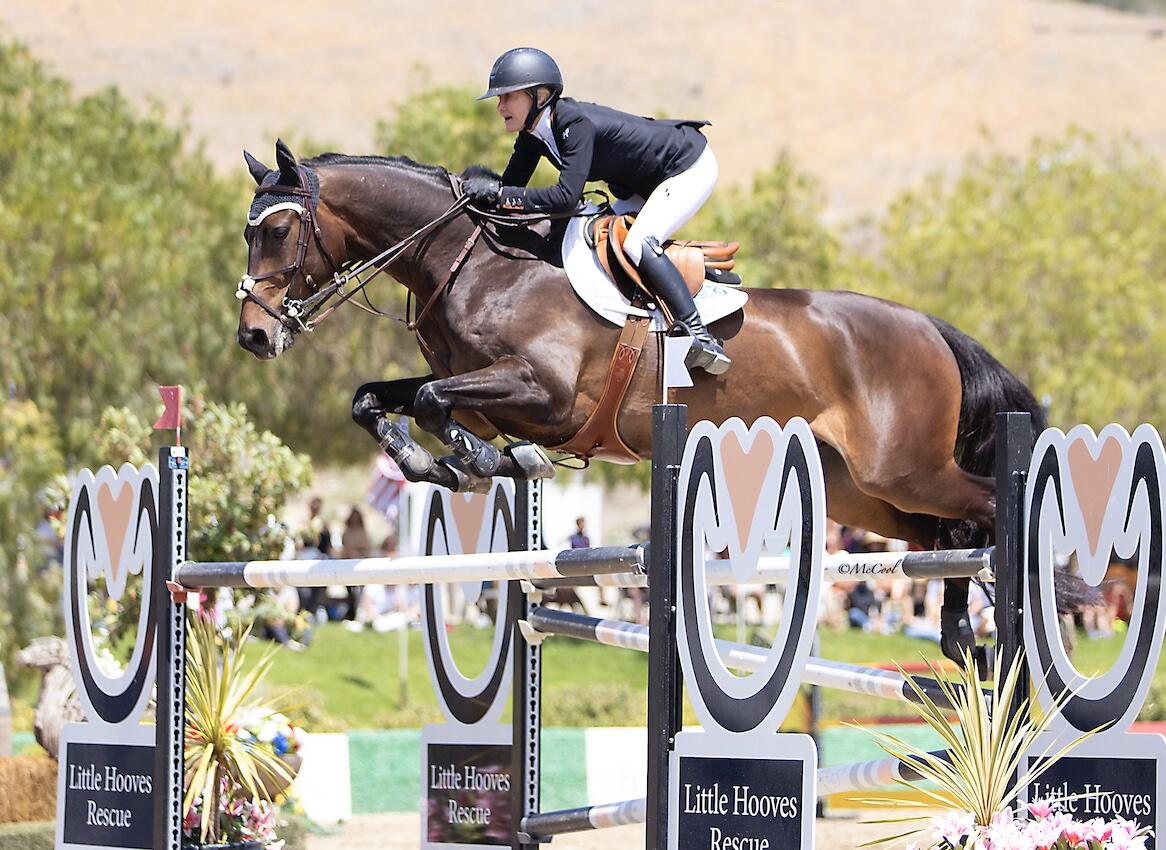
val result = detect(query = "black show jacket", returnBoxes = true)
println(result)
[499,97,709,213]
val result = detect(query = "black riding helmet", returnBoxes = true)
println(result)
[478,47,563,130]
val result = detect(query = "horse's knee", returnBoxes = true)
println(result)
[351,387,381,427]
[413,383,447,433]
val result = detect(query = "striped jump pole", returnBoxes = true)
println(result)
[520,749,949,839]
[524,607,967,711]
[173,544,645,589]
[532,546,994,590]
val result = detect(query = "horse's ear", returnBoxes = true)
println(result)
[275,138,298,184]
[243,150,272,185]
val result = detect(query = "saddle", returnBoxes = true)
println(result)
[547,215,742,465]
[586,213,741,320]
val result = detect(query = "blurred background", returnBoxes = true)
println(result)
[2,0,1165,841]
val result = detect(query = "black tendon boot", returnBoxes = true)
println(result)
[638,237,731,375]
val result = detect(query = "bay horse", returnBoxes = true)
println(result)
[236,140,1045,672]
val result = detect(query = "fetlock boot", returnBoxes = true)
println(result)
[638,237,731,376]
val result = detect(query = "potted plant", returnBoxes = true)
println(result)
[183,615,297,849]
[856,651,1152,849]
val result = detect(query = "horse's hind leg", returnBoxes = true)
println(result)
[818,444,940,547]
[817,403,998,676]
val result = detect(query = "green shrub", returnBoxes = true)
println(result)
[0,821,54,850]
[93,396,311,564]
[541,683,648,727]
[864,128,1166,428]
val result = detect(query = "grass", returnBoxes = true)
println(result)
[191,622,1164,731]
[8,621,1161,733]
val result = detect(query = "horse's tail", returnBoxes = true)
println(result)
[928,315,1046,548]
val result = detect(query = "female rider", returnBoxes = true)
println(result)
[463,47,730,375]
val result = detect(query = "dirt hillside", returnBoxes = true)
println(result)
[2,0,1163,219]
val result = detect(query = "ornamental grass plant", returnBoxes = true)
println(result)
[184,615,295,846]
[855,650,1150,849]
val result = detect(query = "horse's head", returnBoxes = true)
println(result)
[237,140,343,359]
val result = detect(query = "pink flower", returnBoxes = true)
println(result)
[933,811,976,846]
[1105,817,1148,850]
[1028,799,1055,820]
[1081,818,1112,843]
[1061,822,1089,848]
[1023,815,1065,849]
[182,806,200,831]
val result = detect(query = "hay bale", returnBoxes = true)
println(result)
[0,663,10,757]
[0,757,57,824]
[0,820,55,850]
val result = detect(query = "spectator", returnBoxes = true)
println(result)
[341,507,370,628]
[358,534,420,631]
[846,582,881,630]
[569,516,590,549]
[298,496,334,619]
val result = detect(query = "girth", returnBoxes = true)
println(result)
[547,214,741,464]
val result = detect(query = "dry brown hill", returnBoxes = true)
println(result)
[2,0,1163,219]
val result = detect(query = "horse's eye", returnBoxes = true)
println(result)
[272,225,291,240]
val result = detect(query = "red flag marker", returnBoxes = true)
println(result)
[153,385,183,445]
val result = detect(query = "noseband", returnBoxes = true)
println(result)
[237,165,473,334]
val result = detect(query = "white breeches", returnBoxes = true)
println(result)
[617,146,718,265]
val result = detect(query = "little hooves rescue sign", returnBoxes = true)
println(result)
[58,463,162,850]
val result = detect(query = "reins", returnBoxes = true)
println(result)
[237,167,609,337]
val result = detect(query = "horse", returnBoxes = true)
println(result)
[236,140,1046,672]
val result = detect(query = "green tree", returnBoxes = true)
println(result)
[95,395,312,563]
[0,397,64,670]
[865,129,1166,429]
[687,151,842,291]
[0,41,250,460]
[375,84,516,173]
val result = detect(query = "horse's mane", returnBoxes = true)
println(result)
[302,152,451,183]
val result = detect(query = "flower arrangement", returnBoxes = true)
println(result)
[856,650,1150,849]
[235,708,306,760]
[184,614,297,846]
[916,800,1149,849]
[183,777,283,850]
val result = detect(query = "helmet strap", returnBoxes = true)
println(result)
[523,87,556,132]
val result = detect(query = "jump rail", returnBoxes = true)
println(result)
[173,544,645,589]
[533,546,994,589]
[523,606,967,711]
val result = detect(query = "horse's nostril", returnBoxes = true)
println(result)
[238,327,269,353]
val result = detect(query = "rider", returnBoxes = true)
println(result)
[464,47,731,376]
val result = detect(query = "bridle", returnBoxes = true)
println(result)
[236,165,472,334]
[236,164,607,336]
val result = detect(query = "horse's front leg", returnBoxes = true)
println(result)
[351,375,467,490]
[413,356,559,487]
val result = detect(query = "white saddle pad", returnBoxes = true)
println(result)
[561,214,748,331]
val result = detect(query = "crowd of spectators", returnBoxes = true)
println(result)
[192,499,1133,651]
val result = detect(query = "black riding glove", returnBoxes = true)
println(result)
[461,167,502,207]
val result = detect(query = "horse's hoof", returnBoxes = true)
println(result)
[504,442,556,480]
[439,457,492,494]
[939,607,977,670]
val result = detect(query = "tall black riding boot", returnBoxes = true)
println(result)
[638,237,731,375]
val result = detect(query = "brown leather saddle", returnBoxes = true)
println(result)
[548,214,742,465]
[586,213,740,322]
